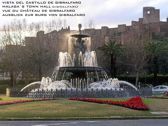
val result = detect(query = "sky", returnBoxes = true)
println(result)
[0,0,168,30]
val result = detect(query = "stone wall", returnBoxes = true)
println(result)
[143,7,160,24]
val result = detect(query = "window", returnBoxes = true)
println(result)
[154,87,159,89]
[147,10,151,14]
[160,87,167,89]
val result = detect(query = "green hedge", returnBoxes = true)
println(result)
[0,80,10,94]
[117,75,168,86]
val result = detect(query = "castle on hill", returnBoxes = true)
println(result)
[25,7,168,67]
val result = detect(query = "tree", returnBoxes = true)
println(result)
[145,38,168,84]
[98,40,123,77]
[88,20,95,29]
[121,28,151,87]
[0,18,70,87]
[125,39,147,87]
[0,19,27,87]
[24,35,55,80]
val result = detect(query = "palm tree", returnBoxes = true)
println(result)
[98,40,123,77]
[146,38,168,84]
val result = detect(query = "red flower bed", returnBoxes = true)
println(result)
[0,99,49,106]
[69,96,149,110]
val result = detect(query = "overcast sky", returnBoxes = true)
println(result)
[0,0,168,30]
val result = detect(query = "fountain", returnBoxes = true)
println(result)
[20,24,138,97]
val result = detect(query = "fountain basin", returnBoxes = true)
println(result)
[54,66,108,82]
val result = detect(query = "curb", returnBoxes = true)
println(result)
[0,116,168,121]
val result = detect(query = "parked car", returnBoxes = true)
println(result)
[152,85,168,95]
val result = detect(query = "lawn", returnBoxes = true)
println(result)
[0,95,31,101]
[0,96,167,119]
[144,98,168,112]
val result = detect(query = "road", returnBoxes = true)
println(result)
[0,119,168,126]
